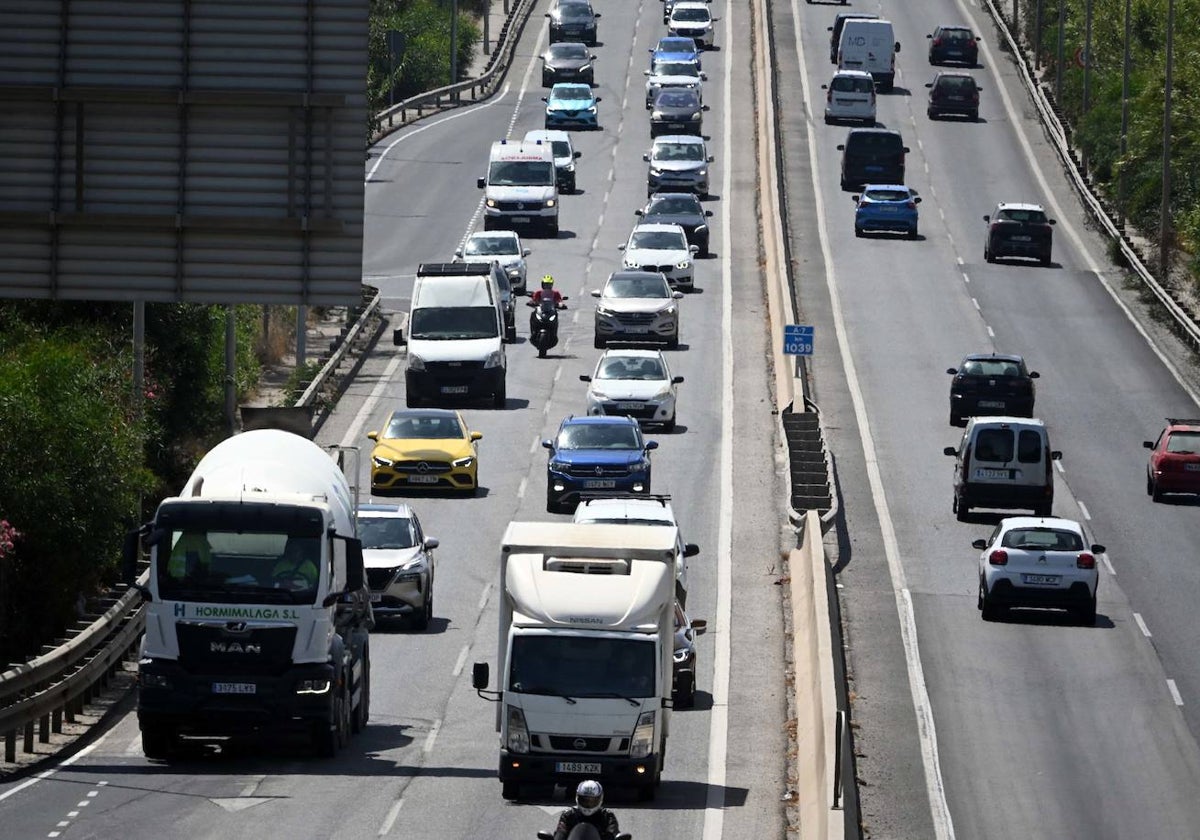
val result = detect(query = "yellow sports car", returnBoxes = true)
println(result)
[368,409,482,494]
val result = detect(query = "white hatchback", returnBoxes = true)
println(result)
[580,348,684,430]
[974,517,1104,625]
[823,70,877,125]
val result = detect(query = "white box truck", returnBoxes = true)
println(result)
[472,521,678,802]
[123,429,372,759]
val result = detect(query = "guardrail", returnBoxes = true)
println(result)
[373,0,539,139]
[981,0,1200,352]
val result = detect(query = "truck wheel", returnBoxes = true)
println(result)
[637,782,657,802]
[141,724,175,760]
[313,687,349,757]
[501,781,522,801]
[352,653,371,734]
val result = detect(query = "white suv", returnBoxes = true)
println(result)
[573,495,699,605]
[357,503,440,631]
[974,517,1104,625]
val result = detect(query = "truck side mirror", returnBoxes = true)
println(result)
[393,327,406,346]
[472,662,490,690]
[684,542,699,557]
[344,537,365,592]
[477,177,486,189]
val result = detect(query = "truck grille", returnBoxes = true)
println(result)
[540,734,630,752]
[495,201,542,212]
[176,622,297,676]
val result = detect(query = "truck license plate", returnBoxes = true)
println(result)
[1021,574,1060,586]
[584,479,617,488]
[440,385,469,394]
[408,474,439,484]
[556,761,602,774]
[212,682,257,695]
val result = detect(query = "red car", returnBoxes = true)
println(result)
[1144,418,1200,500]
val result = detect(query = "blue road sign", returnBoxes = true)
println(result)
[783,324,814,356]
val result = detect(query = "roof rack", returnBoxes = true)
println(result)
[576,492,672,507]
[1166,417,1200,426]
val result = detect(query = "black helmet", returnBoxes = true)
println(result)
[575,779,603,815]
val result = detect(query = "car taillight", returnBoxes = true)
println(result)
[989,550,1008,566]
[933,38,943,46]
[1077,552,1096,569]
[972,92,979,103]
[906,200,917,209]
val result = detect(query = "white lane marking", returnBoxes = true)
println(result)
[517,476,528,499]
[1100,553,1115,576]
[956,256,965,266]
[967,0,1200,410]
[66,813,79,819]
[962,272,970,284]
[49,833,61,838]
[1054,460,1065,474]
[530,435,540,454]
[378,797,405,836]
[342,353,405,448]
[452,644,471,676]
[76,801,89,808]
[971,297,980,311]
[86,791,97,798]
[478,582,493,611]
[553,365,562,382]
[789,0,956,836]
[701,4,735,839]
[423,719,441,753]
[1077,500,1091,520]
[1134,613,1152,637]
[57,822,69,828]
[986,325,994,338]
[1168,679,1184,706]
[0,729,110,804]
[238,775,264,798]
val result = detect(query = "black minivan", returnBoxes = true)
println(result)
[837,128,909,190]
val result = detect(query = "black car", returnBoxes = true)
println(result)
[946,353,1039,426]
[827,12,878,63]
[540,42,596,86]
[672,601,706,707]
[493,264,518,343]
[636,192,713,255]
[546,2,599,46]
[650,88,707,138]
[984,202,1055,265]
[837,128,908,190]
[926,72,980,120]
[927,26,980,66]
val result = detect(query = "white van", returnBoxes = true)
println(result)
[477,140,559,236]
[838,19,900,92]
[396,263,507,409]
[944,417,1062,520]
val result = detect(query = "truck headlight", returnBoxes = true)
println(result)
[140,672,172,689]
[296,678,331,695]
[545,198,557,208]
[506,705,530,754]
[630,710,655,759]
[483,350,503,369]
[452,455,475,468]
[408,354,426,372]
[486,198,498,208]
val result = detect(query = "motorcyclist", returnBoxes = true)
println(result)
[530,274,565,307]
[553,780,620,840]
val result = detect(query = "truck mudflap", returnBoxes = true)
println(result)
[498,748,663,789]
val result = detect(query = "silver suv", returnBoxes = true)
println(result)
[644,135,713,197]
[357,503,439,631]
[591,270,684,349]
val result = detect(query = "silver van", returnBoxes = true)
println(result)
[944,417,1061,520]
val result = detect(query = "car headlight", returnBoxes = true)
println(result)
[654,384,673,399]
[696,168,708,176]
[452,455,475,468]
[486,198,497,208]
[676,260,691,270]
[695,223,708,232]
[650,167,664,177]
[690,111,702,120]
[586,106,596,114]
[372,455,394,468]
[483,350,503,369]
[673,647,690,663]
[507,267,522,278]
[564,162,575,172]
[549,459,569,471]
[407,354,425,372]
[663,305,677,316]
[597,304,617,315]
[635,457,652,471]
[395,569,423,581]
[545,198,557,208]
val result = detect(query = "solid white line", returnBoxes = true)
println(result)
[423,719,441,753]
[789,0,956,836]
[962,272,970,283]
[452,644,471,676]
[1168,679,1184,706]
[341,354,405,449]
[1133,613,1152,638]
[971,297,980,311]
[1054,460,1065,474]
[701,3,735,838]
[1100,553,1115,576]
[478,582,493,611]
[378,797,405,836]
[1077,500,1091,520]
[517,476,528,499]
[986,325,994,338]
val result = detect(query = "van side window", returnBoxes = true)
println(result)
[1017,430,1042,463]
[973,428,1013,462]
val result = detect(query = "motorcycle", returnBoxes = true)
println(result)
[537,830,631,840]
[528,293,569,358]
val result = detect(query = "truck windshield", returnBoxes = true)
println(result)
[509,636,657,699]
[409,306,499,340]
[488,160,555,186]
[158,529,323,605]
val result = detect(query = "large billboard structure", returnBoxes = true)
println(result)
[0,1,367,305]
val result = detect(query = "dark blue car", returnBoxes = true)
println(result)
[543,415,658,513]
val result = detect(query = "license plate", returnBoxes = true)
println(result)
[369,593,383,603]
[616,402,643,410]
[511,216,531,224]
[584,479,617,488]
[947,50,962,56]
[1021,574,1060,586]
[1011,235,1032,242]
[556,761,602,774]
[978,400,1005,408]
[1186,464,1200,472]
[440,385,469,394]
[668,122,685,129]
[212,682,256,695]
[623,326,650,333]
[973,468,1011,480]
[866,165,884,172]
[877,206,898,213]
[408,474,439,484]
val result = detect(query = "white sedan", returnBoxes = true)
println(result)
[580,348,684,431]
[619,222,698,289]
[974,516,1104,625]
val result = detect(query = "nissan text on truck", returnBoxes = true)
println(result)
[124,428,373,759]
[473,521,678,801]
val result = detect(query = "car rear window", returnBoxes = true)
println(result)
[1017,429,1043,463]
[940,28,972,41]
[996,208,1048,223]
[1166,431,1200,453]
[961,359,1021,377]
[847,133,902,153]
[1001,528,1083,551]
[863,188,910,202]
[936,76,976,91]
[832,76,873,93]
[973,428,1013,462]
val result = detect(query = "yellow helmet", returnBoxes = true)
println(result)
[541,274,555,288]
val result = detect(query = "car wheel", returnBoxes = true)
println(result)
[542,73,551,87]
[1040,253,1052,266]
[984,245,994,263]
[493,382,506,409]
[352,652,370,733]
[501,781,522,801]
[976,578,984,610]
[823,114,832,125]
[547,487,562,514]
[854,226,863,238]
[547,219,559,237]
[700,242,710,257]
[980,581,1003,621]
[955,496,970,522]
[411,591,432,632]
[1076,593,1098,627]
[1151,478,1164,502]
[506,326,517,343]
[969,110,979,121]
[676,673,695,707]
[667,334,679,349]
[663,415,676,433]
[908,225,919,239]
[567,176,576,193]
[950,410,962,426]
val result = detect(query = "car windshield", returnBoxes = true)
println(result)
[409,306,499,340]
[464,236,519,257]
[996,208,1048,223]
[647,196,700,215]
[832,76,874,93]
[551,85,592,101]
[654,62,700,77]
[509,636,656,699]
[673,7,711,21]
[654,142,705,161]
[549,43,589,60]
[597,356,667,380]
[607,275,671,298]
[1166,432,1200,453]
[629,231,686,251]
[488,160,555,186]
[357,517,418,550]
[656,90,700,108]
[557,5,592,21]
[1001,528,1084,551]
[658,38,696,53]
[863,188,911,202]
[383,413,463,440]
[551,140,572,158]
[961,359,1022,377]
[557,423,642,449]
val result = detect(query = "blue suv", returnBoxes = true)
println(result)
[543,416,658,513]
